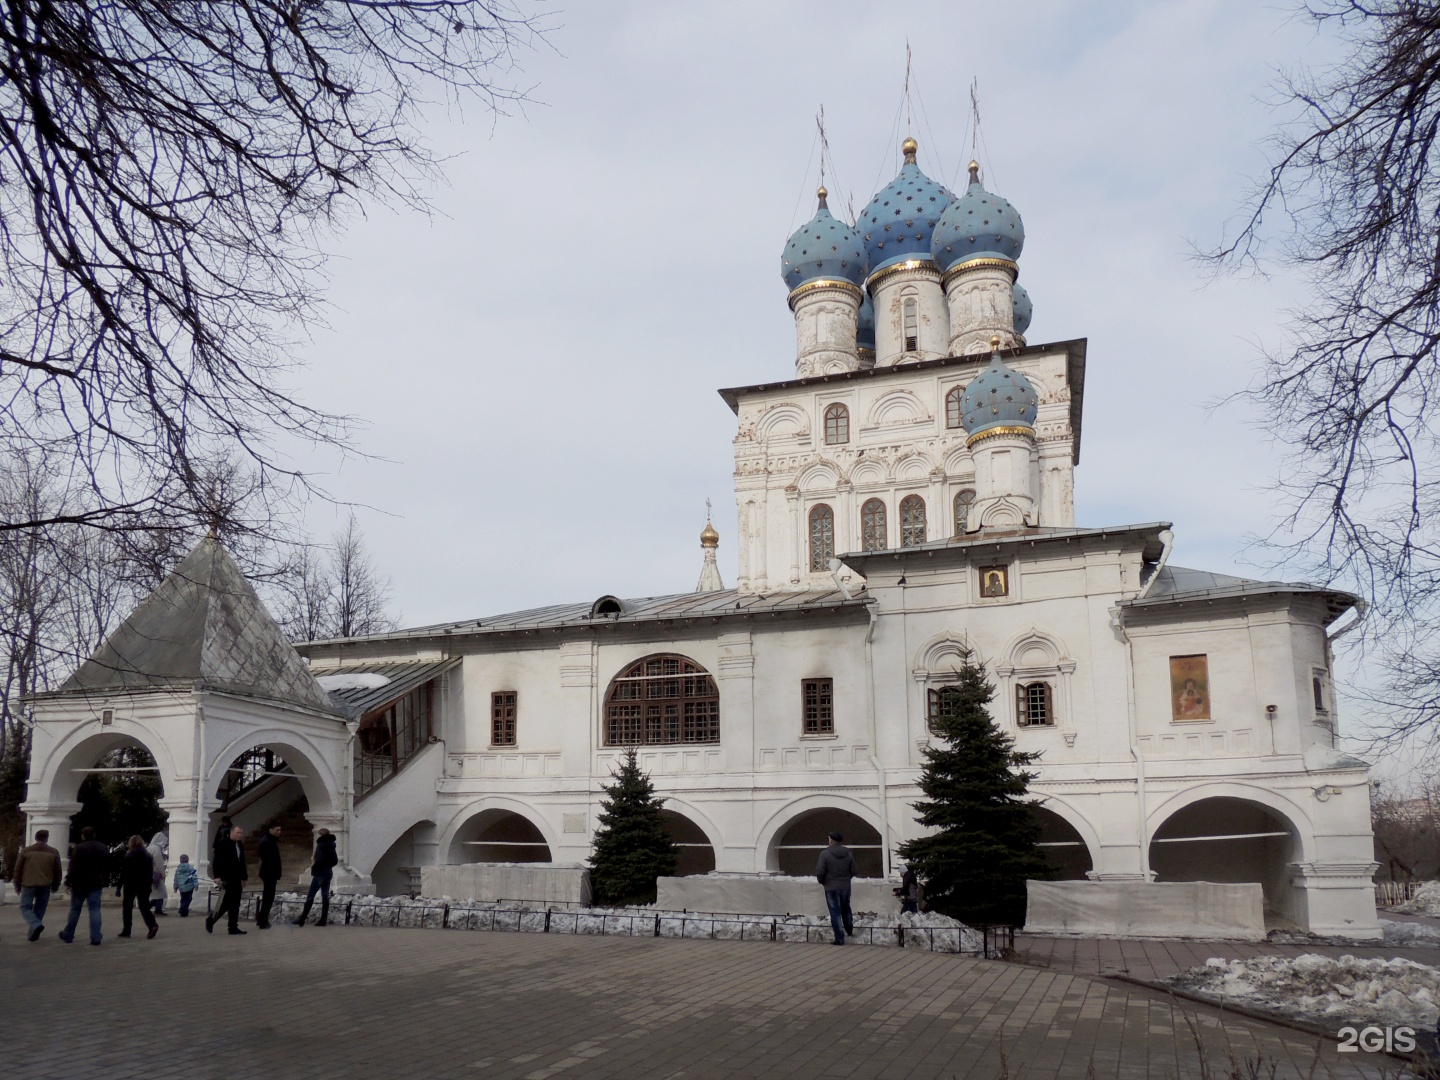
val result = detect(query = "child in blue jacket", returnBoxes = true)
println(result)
[173,854,200,917]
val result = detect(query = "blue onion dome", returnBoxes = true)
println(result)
[856,292,875,352]
[931,161,1025,272]
[859,137,954,276]
[1012,283,1033,335]
[781,187,867,292]
[960,348,1039,440]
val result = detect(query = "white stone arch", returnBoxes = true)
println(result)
[1029,790,1102,874]
[30,716,183,808]
[912,630,973,679]
[847,459,887,488]
[439,796,561,864]
[866,389,929,428]
[755,402,809,442]
[756,793,884,873]
[995,626,1076,734]
[1144,782,1316,863]
[796,460,840,493]
[206,728,340,815]
[943,443,975,477]
[894,453,933,483]
[655,796,724,854]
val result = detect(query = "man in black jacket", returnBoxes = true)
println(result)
[294,829,338,927]
[207,825,248,936]
[57,826,110,946]
[255,824,282,929]
[815,831,859,945]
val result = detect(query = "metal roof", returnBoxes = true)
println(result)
[1119,565,1358,623]
[838,522,1171,568]
[309,658,461,719]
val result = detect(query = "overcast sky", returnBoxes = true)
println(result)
[295,1,1337,629]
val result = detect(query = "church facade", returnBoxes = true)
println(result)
[21,139,1380,938]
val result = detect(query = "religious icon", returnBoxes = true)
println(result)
[1169,654,1211,721]
[979,565,1008,598]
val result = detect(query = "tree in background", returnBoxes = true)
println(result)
[1371,778,1440,882]
[274,514,398,642]
[588,749,678,906]
[898,651,1051,926]
[0,1,547,541]
[1210,2,1440,755]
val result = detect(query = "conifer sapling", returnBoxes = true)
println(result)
[588,747,678,906]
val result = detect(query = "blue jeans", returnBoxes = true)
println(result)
[19,886,52,931]
[178,890,194,916]
[299,872,331,924]
[825,888,853,944]
[59,889,103,944]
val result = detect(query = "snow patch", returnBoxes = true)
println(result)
[1166,953,1440,1030]
[1392,881,1440,918]
[315,672,392,691]
[1383,919,1440,948]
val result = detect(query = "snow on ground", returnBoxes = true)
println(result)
[314,671,392,691]
[257,893,982,952]
[1164,953,1440,1030]
[1392,881,1440,918]
[1383,918,1440,948]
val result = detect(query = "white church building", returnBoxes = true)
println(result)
[21,139,1381,938]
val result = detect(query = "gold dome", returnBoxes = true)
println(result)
[902,136,919,163]
[700,519,720,548]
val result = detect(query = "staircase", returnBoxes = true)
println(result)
[252,797,316,884]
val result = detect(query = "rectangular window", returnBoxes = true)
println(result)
[802,678,834,734]
[926,686,962,734]
[491,691,517,746]
[1015,682,1053,727]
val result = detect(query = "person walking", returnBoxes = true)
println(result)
[207,825,248,935]
[119,835,159,940]
[815,831,858,945]
[898,863,922,916]
[146,830,169,916]
[293,828,338,927]
[58,826,111,945]
[255,823,282,929]
[11,829,63,942]
[173,855,199,917]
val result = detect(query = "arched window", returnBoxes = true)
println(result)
[604,654,719,746]
[1016,681,1054,727]
[953,489,976,535]
[823,403,849,445]
[899,495,926,547]
[860,498,887,551]
[903,297,919,352]
[808,504,834,571]
[945,386,964,429]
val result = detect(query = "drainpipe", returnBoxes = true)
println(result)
[864,602,891,879]
[343,719,358,868]
[1113,607,1150,881]
[195,699,208,881]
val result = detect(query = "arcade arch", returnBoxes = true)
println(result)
[1032,806,1094,880]
[769,807,882,877]
[660,808,717,876]
[1148,796,1302,914]
[448,808,553,864]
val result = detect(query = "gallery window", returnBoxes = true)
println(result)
[860,498,887,551]
[802,678,834,735]
[1016,681,1054,727]
[823,403,849,445]
[954,489,976,535]
[945,386,964,429]
[903,296,919,352]
[809,503,835,571]
[926,686,962,734]
[604,655,720,746]
[899,494,926,548]
[491,691,517,746]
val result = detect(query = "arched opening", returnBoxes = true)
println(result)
[1032,807,1093,880]
[371,821,437,897]
[808,503,834,571]
[773,808,882,878]
[660,810,716,876]
[900,494,926,547]
[860,498,887,551]
[208,741,334,879]
[70,741,167,851]
[449,809,552,864]
[603,654,719,747]
[823,403,850,445]
[1149,797,1299,915]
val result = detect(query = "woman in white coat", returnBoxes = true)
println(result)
[146,831,169,916]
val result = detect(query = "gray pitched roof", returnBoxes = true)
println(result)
[1121,565,1358,622]
[310,658,460,719]
[57,537,339,715]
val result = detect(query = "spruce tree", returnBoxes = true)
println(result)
[588,748,678,906]
[898,650,1052,926]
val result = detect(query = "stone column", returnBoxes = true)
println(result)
[790,281,863,377]
[967,429,1037,528]
[944,259,1022,355]
[785,487,801,584]
[21,802,80,849]
[869,260,947,366]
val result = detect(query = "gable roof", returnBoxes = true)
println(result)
[56,537,339,715]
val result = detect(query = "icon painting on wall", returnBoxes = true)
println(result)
[980,566,1009,598]
[1169,654,1211,721]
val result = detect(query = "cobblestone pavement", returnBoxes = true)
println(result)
[0,911,1389,1080]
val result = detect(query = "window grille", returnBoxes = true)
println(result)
[491,691,517,746]
[860,498,887,551]
[900,494,926,548]
[1015,682,1054,727]
[945,386,964,429]
[903,297,918,352]
[604,655,719,746]
[809,504,835,571]
[802,678,834,734]
[954,490,975,535]
[823,404,849,445]
[355,681,434,797]
[927,686,963,734]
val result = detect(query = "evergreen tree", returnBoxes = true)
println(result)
[898,650,1052,926]
[588,748,678,906]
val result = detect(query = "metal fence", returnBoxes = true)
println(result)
[1375,880,1422,907]
[209,891,1014,957]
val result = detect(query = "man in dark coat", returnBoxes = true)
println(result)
[119,835,159,939]
[58,826,111,945]
[815,831,859,945]
[11,828,63,941]
[207,825,248,935]
[294,829,338,927]
[255,823,282,929]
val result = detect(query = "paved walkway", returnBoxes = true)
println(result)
[0,910,1391,1079]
